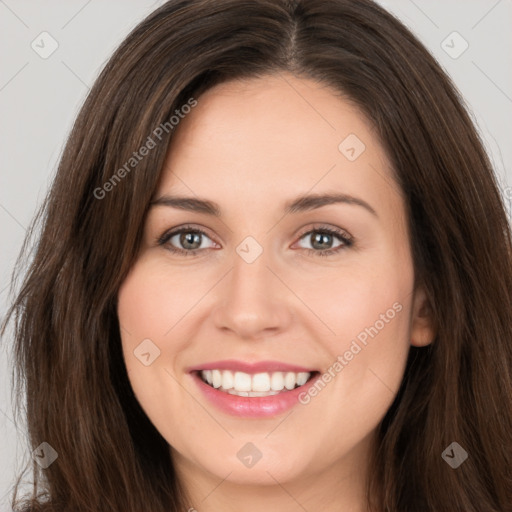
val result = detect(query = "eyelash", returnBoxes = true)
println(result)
[157,224,354,258]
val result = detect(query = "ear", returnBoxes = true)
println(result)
[410,287,435,347]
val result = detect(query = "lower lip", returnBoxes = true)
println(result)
[191,372,320,418]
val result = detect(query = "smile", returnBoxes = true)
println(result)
[189,360,321,417]
[199,369,313,397]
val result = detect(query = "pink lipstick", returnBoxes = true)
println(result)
[188,359,320,418]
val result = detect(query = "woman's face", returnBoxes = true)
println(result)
[117,73,432,495]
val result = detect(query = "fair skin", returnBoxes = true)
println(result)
[117,72,433,512]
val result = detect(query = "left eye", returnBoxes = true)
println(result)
[294,227,353,256]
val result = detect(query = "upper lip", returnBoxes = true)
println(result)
[188,359,317,374]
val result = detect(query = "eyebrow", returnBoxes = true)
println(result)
[150,192,378,217]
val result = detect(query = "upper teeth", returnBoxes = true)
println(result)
[201,370,311,393]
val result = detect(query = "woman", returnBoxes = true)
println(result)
[3,0,511,511]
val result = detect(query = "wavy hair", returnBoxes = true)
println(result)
[2,0,511,510]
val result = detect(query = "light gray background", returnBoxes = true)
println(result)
[0,0,511,509]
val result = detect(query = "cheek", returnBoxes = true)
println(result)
[118,262,172,339]
[116,260,179,389]
[116,261,190,444]
[291,279,412,469]
[311,257,413,428]
[300,254,412,354]
[117,257,207,346]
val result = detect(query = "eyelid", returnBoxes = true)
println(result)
[294,223,353,245]
[157,223,218,245]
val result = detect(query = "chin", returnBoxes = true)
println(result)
[179,441,313,486]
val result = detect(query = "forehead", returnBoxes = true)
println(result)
[156,73,401,220]
[167,73,375,164]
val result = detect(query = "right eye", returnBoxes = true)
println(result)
[158,225,219,256]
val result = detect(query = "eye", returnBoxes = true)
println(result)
[157,224,353,258]
[294,225,353,257]
[157,225,218,256]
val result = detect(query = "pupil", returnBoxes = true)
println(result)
[311,232,332,250]
[181,232,201,249]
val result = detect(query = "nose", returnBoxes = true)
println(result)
[211,246,293,340]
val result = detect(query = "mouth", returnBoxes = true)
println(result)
[188,360,321,417]
[195,369,319,397]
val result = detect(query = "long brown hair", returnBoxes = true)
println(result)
[2,0,511,510]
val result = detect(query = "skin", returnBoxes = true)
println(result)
[117,72,434,512]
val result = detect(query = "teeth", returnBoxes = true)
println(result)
[252,372,271,392]
[222,370,234,389]
[296,372,309,386]
[284,372,296,390]
[212,369,222,388]
[234,371,252,391]
[271,372,284,391]
[200,369,311,394]
[203,369,213,385]
[228,389,280,397]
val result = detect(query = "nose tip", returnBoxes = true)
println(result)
[211,249,292,339]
